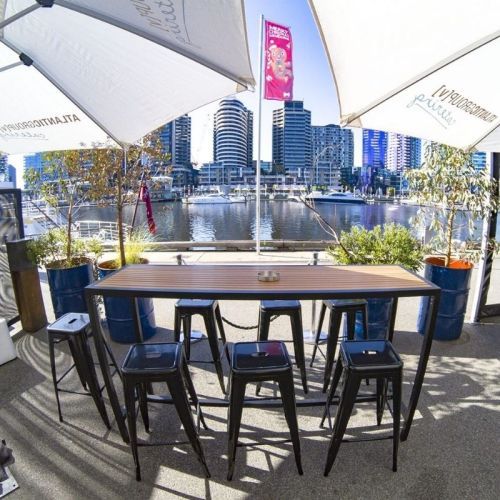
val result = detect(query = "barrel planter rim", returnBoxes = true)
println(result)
[423,255,474,270]
[97,257,149,271]
[46,256,92,270]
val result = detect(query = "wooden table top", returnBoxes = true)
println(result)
[86,264,439,300]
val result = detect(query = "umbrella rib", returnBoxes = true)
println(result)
[54,0,255,90]
[0,60,23,73]
[343,30,500,126]
[1,37,122,148]
[0,3,40,30]
[467,121,500,151]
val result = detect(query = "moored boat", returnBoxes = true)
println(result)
[305,190,366,204]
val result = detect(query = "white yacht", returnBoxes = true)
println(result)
[305,190,366,204]
[182,193,231,204]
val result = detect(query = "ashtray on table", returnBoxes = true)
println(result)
[257,271,280,282]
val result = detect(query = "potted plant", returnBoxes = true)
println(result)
[97,229,157,343]
[25,151,103,319]
[89,132,168,343]
[327,223,424,339]
[406,143,498,341]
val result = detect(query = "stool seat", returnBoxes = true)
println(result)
[121,342,210,481]
[260,300,301,311]
[324,299,368,309]
[258,300,307,393]
[343,340,402,371]
[174,299,228,393]
[47,312,110,428]
[232,341,291,372]
[227,341,303,480]
[322,340,403,476]
[48,312,91,336]
[311,299,369,392]
[122,343,179,374]
[176,299,215,309]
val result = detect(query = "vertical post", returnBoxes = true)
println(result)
[470,152,500,321]
[255,14,264,255]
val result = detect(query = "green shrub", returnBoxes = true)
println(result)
[327,223,424,272]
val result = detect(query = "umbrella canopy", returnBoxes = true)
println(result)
[309,0,500,151]
[0,0,255,154]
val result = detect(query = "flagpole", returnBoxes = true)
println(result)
[256,14,264,255]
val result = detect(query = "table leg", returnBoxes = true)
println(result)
[86,292,130,443]
[130,297,144,343]
[401,291,440,441]
[388,297,398,342]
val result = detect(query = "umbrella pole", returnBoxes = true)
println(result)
[255,14,264,255]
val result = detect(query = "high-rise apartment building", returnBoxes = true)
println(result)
[272,101,311,185]
[159,115,194,187]
[386,133,421,172]
[311,124,354,188]
[213,98,253,185]
[472,151,487,171]
[362,129,388,169]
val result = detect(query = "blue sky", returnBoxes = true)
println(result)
[190,0,362,166]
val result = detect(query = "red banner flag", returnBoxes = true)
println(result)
[264,20,293,101]
[139,183,156,234]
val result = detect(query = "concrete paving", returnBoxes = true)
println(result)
[1,251,499,499]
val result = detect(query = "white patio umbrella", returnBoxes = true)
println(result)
[0,0,255,154]
[309,0,500,320]
[309,0,500,152]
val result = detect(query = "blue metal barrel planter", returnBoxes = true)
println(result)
[98,262,156,343]
[355,298,393,340]
[417,257,473,341]
[47,260,93,319]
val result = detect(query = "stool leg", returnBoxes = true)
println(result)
[392,371,402,472]
[323,312,342,392]
[257,308,271,342]
[376,377,385,425]
[256,309,271,395]
[138,383,150,432]
[290,310,308,394]
[361,307,369,340]
[48,333,63,423]
[215,304,230,365]
[167,373,211,478]
[73,332,111,429]
[182,314,192,360]
[174,308,181,342]
[346,311,356,340]
[324,373,361,476]
[278,375,303,475]
[124,379,141,481]
[320,358,344,428]
[227,376,246,481]
[203,312,226,394]
[67,338,88,390]
[310,303,327,367]
[181,354,208,430]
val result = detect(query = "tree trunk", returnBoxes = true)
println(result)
[445,209,455,267]
[117,160,126,267]
[66,198,73,264]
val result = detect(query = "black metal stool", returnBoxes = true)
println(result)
[258,300,308,393]
[227,341,303,481]
[121,342,210,481]
[47,313,110,428]
[174,299,229,394]
[322,340,403,476]
[310,299,369,392]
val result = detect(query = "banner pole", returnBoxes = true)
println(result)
[256,14,264,255]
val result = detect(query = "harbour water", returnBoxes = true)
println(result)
[74,201,481,242]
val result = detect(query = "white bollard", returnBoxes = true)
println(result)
[0,318,17,366]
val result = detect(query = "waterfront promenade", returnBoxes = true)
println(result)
[2,251,499,499]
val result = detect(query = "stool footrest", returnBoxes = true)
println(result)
[237,438,293,447]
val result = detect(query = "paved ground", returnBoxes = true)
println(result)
[1,251,499,499]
